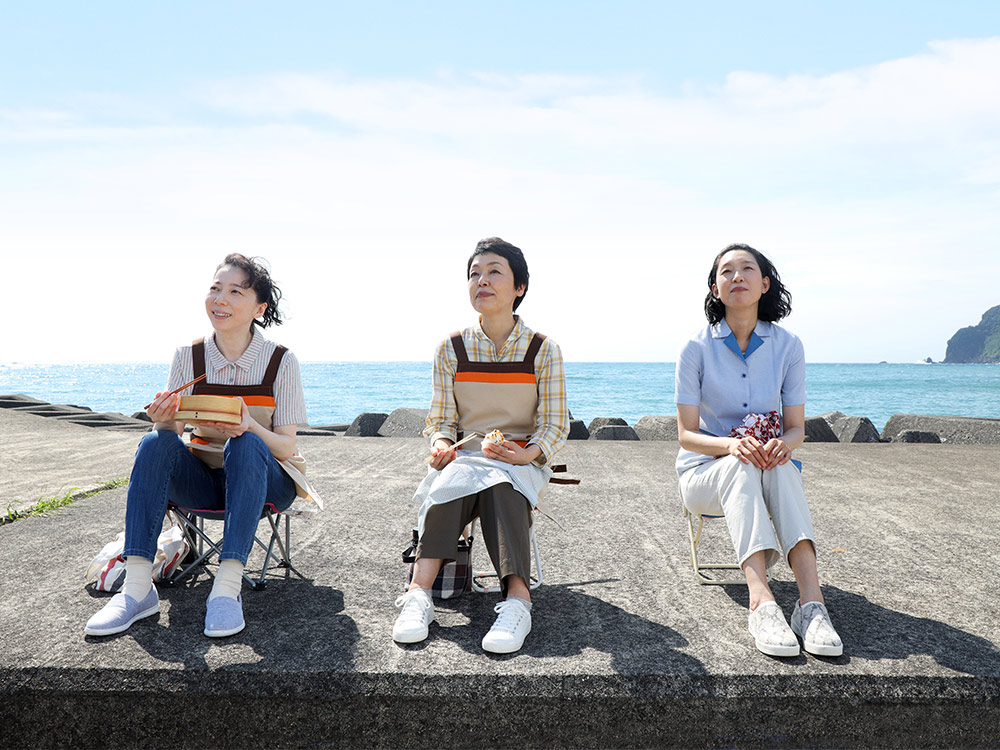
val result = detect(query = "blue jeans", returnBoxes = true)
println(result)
[123,429,296,565]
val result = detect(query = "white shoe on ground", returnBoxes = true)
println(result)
[392,588,435,644]
[748,600,800,657]
[791,600,843,657]
[482,598,532,654]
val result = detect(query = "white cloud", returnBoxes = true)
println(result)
[3,38,1000,364]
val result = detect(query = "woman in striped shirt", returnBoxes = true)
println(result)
[85,254,311,639]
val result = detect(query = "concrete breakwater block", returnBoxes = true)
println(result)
[587,417,627,433]
[297,426,344,436]
[346,412,388,437]
[881,414,1000,444]
[590,424,640,440]
[568,419,589,440]
[377,408,429,437]
[896,430,942,443]
[830,415,881,444]
[818,410,846,426]
[633,416,678,441]
[0,394,49,408]
[15,403,93,416]
[804,416,838,442]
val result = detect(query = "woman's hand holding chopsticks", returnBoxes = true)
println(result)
[427,438,458,471]
[425,432,481,470]
[146,391,181,427]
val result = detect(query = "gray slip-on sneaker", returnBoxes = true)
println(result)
[84,586,160,636]
[204,594,245,638]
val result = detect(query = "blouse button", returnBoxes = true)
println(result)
[743,403,748,408]
[741,373,746,378]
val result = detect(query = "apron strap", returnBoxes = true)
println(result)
[450,331,469,366]
[191,338,206,380]
[261,345,287,389]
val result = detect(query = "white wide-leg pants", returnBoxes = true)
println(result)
[679,455,815,570]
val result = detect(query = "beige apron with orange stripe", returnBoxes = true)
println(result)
[451,331,544,447]
[186,339,322,508]
[411,331,554,535]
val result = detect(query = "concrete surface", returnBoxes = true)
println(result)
[0,406,145,514]
[1,407,999,748]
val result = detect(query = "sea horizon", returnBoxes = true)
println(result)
[3,361,999,432]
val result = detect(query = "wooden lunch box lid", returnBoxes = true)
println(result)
[174,395,242,425]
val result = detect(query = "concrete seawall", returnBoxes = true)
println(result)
[1,408,998,748]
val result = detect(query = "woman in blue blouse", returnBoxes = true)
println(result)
[675,243,842,658]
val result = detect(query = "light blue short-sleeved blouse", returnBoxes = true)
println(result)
[674,319,806,476]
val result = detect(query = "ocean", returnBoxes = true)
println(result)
[2,362,998,432]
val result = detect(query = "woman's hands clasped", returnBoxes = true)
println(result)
[728,435,793,470]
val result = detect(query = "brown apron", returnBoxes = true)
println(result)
[185,338,320,506]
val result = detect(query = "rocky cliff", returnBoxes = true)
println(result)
[944,305,1000,363]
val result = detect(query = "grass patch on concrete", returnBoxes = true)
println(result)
[2,478,128,526]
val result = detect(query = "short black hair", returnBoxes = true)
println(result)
[217,253,284,328]
[467,237,530,311]
[704,243,792,325]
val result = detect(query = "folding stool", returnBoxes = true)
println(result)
[166,502,315,590]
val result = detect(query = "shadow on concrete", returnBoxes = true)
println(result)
[723,581,1000,675]
[85,577,359,672]
[432,579,707,674]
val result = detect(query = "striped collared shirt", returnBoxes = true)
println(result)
[166,328,308,427]
[424,316,569,464]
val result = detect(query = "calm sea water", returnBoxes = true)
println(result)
[2,362,997,431]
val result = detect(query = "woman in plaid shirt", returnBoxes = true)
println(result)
[392,237,569,654]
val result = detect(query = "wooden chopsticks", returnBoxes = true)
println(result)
[143,373,207,409]
[423,432,480,463]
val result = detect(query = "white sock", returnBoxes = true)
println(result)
[408,588,433,604]
[507,595,532,611]
[208,559,244,601]
[123,557,153,601]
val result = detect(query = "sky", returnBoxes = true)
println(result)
[3,1,1000,364]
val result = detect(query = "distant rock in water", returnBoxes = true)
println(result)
[944,305,1000,363]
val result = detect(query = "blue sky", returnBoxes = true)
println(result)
[4,2,1000,363]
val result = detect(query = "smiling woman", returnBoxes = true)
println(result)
[84,253,320,641]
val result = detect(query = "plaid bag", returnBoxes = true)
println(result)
[402,527,473,599]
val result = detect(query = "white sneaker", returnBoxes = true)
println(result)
[791,600,843,657]
[392,589,435,644]
[482,598,532,654]
[748,601,800,657]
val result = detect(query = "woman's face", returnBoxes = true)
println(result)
[468,252,525,316]
[205,265,267,334]
[711,249,770,311]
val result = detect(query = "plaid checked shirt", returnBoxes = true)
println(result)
[424,316,569,465]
